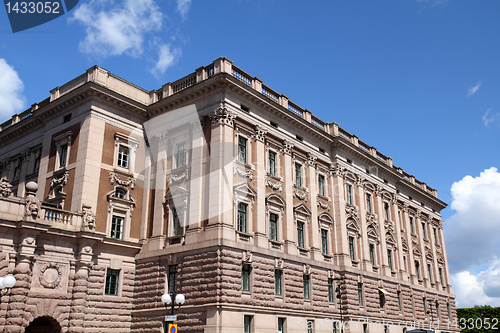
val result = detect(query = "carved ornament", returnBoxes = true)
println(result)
[109,172,135,189]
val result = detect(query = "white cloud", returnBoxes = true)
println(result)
[70,0,163,57]
[483,108,500,127]
[445,167,500,307]
[467,81,482,97]
[450,259,500,308]
[0,58,26,120]
[176,0,191,20]
[151,44,181,75]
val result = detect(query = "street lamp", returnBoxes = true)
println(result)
[334,277,344,333]
[0,275,17,303]
[161,292,185,331]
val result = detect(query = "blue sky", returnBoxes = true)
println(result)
[1,0,500,308]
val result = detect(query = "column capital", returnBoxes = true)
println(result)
[209,107,236,127]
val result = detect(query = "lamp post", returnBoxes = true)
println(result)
[161,292,185,332]
[0,275,17,303]
[334,277,344,333]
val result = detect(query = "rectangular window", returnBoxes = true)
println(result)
[110,215,124,239]
[427,263,432,282]
[173,208,183,236]
[379,290,385,309]
[237,203,247,233]
[423,298,427,315]
[397,291,402,311]
[422,222,427,239]
[242,263,251,292]
[346,183,352,205]
[269,213,278,241]
[349,236,355,260]
[303,274,310,299]
[415,261,420,280]
[369,243,375,266]
[410,217,415,234]
[31,148,41,174]
[238,137,247,163]
[13,158,21,180]
[58,144,68,169]
[436,301,440,318]
[244,315,252,333]
[268,151,276,175]
[328,278,334,303]
[384,202,390,220]
[297,221,305,248]
[388,249,393,270]
[104,269,120,296]
[439,267,444,285]
[358,283,363,306]
[176,143,186,168]
[168,265,177,293]
[321,229,328,255]
[434,227,439,244]
[295,163,302,187]
[117,145,129,169]
[278,318,285,333]
[275,269,282,296]
[318,174,325,196]
[366,193,372,213]
[447,303,451,319]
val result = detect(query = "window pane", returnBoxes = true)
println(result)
[244,315,252,333]
[176,143,186,168]
[238,203,247,233]
[295,163,301,187]
[278,318,285,333]
[105,269,120,295]
[242,263,251,292]
[349,236,355,260]
[173,208,183,236]
[111,215,124,239]
[275,269,282,296]
[59,144,68,168]
[168,265,177,293]
[321,229,328,254]
[346,184,352,205]
[384,202,390,220]
[238,137,247,163]
[366,193,372,213]
[369,244,375,265]
[388,249,393,270]
[318,174,325,196]
[358,283,363,306]
[269,213,278,241]
[269,151,276,175]
[328,278,334,303]
[117,145,129,168]
[303,274,310,299]
[297,222,304,248]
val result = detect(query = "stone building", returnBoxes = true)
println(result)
[0,58,459,333]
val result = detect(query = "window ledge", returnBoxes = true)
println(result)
[236,231,253,242]
[269,240,283,249]
[266,173,282,182]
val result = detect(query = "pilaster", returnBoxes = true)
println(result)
[253,125,268,248]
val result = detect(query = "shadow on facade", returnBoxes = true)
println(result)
[25,316,61,333]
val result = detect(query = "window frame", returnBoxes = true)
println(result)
[242,262,252,292]
[297,220,305,248]
[318,173,325,196]
[110,214,125,240]
[303,274,310,300]
[175,142,187,169]
[294,162,302,187]
[269,212,278,241]
[346,182,353,205]
[238,136,248,163]
[168,264,177,293]
[358,282,364,306]
[113,132,139,174]
[104,268,120,296]
[321,228,329,255]
[366,192,372,213]
[237,202,248,233]
[274,268,283,296]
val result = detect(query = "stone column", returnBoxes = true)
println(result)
[68,262,91,332]
[330,165,350,266]
[253,125,268,248]
[416,212,428,287]
[148,134,169,250]
[355,177,371,270]
[4,233,36,333]
[392,195,406,280]
[429,221,440,291]
[185,119,207,244]
[374,187,389,275]
[307,153,321,260]
[206,107,235,240]
[402,205,416,283]
[437,225,452,292]
[281,140,295,254]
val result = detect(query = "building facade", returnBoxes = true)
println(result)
[0,58,459,333]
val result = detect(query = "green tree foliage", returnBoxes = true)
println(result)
[456,306,500,333]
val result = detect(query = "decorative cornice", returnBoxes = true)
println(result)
[253,125,267,142]
[209,107,236,127]
[233,165,254,181]
[109,171,135,189]
[281,139,294,155]
[265,177,282,192]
